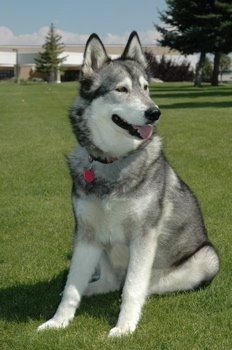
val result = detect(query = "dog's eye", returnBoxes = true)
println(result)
[116,86,128,93]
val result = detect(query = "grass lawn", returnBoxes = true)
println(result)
[0,81,231,350]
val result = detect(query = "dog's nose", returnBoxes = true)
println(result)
[145,106,161,123]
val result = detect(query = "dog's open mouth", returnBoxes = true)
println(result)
[112,114,153,140]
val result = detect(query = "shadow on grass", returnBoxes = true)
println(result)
[0,271,214,330]
[0,271,119,327]
[150,84,232,108]
[150,83,232,92]
[159,100,232,109]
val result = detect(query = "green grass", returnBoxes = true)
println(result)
[0,81,231,350]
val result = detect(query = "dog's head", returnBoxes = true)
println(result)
[71,31,161,158]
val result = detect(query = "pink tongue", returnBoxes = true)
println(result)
[132,124,153,139]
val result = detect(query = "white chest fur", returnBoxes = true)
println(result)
[74,195,131,245]
[73,192,155,271]
[73,190,156,243]
[73,195,136,270]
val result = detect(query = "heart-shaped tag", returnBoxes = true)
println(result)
[83,168,96,183]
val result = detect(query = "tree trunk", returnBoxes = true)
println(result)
[211,52,221,86]
[49,69,56,83]
[194,51,206,87]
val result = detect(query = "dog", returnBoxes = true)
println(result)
[38,31,219,337]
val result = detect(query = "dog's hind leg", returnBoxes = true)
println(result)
[84,252,121,296]
[149,245,219,295]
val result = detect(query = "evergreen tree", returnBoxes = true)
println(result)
[35,23,65,82]
[156,0,232,86]
[206,1,232,85]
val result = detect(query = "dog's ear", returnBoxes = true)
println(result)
[82,34,110,76]
[121,31,147,68]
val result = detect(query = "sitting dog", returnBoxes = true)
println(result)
[38,31,219,337]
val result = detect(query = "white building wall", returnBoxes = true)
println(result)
[0,52,16,66]
[0,50,198,69]
[59,52,83,66]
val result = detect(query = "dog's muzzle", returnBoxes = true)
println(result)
[112,106,161,140]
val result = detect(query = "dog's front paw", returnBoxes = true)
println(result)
[37,318,70,331]
[108,325,135,338]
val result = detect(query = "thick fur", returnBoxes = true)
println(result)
[38,32,219,337]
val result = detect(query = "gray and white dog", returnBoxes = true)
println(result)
[38,32,219,337]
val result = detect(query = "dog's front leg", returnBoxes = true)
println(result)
[108,230,157,338]
[38,240,102,331]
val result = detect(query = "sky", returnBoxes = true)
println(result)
[0,0,167,45]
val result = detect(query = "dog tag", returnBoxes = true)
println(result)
[83,168,96,183]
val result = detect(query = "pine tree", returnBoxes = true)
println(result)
[156,0,232,86]
[35,23,65,83]
[207,0,232,85]
[156,0,212,86]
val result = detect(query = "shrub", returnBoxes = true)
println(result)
[145,51,194,82]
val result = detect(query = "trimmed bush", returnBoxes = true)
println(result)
[145,51,194,82]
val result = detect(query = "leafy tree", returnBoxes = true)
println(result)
[219,54,231,81]
[156,0,232,86]
[35,23,65,82]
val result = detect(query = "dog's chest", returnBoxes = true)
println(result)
[74,195,136,245]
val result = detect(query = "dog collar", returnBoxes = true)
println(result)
[83,154,118,183]
[88,154,118,164]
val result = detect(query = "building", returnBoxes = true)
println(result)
[0,45,84,82]
[0,44,191,82]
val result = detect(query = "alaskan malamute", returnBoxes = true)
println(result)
[38,32,219,337]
